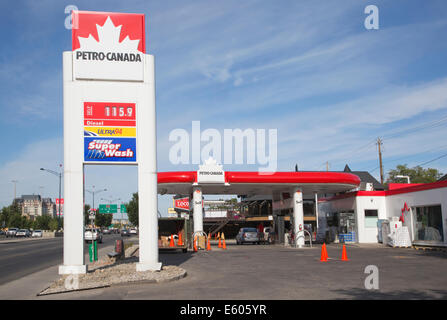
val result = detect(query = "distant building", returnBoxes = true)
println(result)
[42,198,56,218]
[14,195,56,220]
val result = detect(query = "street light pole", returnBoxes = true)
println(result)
[40,166,63,228]
[85,186,107,211]
[11,180,18,200]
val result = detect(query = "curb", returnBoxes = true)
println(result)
[0,237,59,245]
[36,266,187,296]
[413,245,447,252]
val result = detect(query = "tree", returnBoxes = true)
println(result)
[386,164,443,185]
[34,215,52,230]
[83,204,91,226]
[126,192,138,226]
[95,213,113,228]
[1,202,21,228]
[49,219,59,231]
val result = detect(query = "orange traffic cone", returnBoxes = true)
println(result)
[222,233,227,250]
[218,233,222,248]
[177,232,183,246]
[341,244,349,261]
[193,236,198,252]
[207,235,212,251]
[320,243,328,262]
[169,234,175,247]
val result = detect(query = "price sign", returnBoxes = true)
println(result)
[84,102,136,127]
[84,102,137,163]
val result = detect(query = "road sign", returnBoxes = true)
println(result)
[99,204,117,214]
[120,204,127,213]
[88,208,97,220]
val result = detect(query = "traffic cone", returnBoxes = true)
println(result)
[169,234,175,247]
[207,235,212,251]
[193,236,198,252]
[222,233,227,250]
[177,232,183,246]
[320,243,328,262]
[341,244,349,261]
[218,233,222,248]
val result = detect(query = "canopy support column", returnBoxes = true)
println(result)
[193,187,203,233]
[293,188,305,248]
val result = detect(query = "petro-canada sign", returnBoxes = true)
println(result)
[72,11,145,81]
[61,10,161,275]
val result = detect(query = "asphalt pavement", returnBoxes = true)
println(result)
[0,234,124,286]
[35,242,447,300]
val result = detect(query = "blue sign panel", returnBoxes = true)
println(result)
[84,137,137,162]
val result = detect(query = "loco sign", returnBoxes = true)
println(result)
[72,11,146,81]
[174,197,190,211]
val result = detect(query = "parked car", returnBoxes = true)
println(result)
[262,227,274,244]
[129,228,138,235]
[84,228,103,243]
[16,229,31,238]
[32,230,43,238]
[102,228,111,235]
[6,228,19,238]
[120,229,130,237]
[236,227,261,245]
[0,230,5,236]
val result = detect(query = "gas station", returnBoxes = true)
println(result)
[59,10,447,277]
[158,158,362,247]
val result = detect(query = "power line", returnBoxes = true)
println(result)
[317,114,447,170]
[382,115,447,140]
[416,152,447,167]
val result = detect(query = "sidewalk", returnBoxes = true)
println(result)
[0,236,58,244]
[0,240,117,299]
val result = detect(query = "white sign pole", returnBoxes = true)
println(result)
[59,52,87,275]
[136,55,161,271]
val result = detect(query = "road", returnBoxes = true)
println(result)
[0,234,125,285]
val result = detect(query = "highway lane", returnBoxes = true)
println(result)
[0,234,124,285]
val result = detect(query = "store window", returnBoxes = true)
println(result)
[364,209,378,228]
[413,205,443,242]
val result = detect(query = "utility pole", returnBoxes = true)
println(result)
[11,180,18,200]
[377,137,384,185]
[326,161,329,172]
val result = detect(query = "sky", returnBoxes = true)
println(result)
[1,0,447,216]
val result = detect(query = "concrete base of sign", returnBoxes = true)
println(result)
[58,264,87,275]
[136,262,162,272]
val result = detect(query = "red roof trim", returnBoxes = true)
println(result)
[320,180,447,202]
[157,171,196,184]
[158,171,361,186]
[385,180,447,196]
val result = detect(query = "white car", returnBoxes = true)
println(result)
[129,228,138,235]
[84,228,103,243]
[16,229,31,238]
[32,230,43,238]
